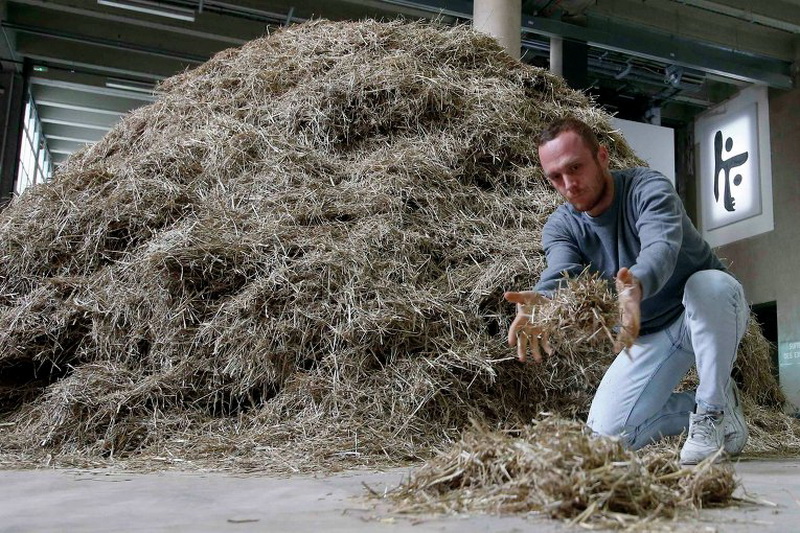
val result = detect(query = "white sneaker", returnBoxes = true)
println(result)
[723,380,748,455]
[680,412,724,465]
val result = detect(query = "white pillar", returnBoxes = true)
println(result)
[550,36,563,77]
[473,0,522,60]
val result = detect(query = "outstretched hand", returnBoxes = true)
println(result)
[504,291,553,363]
[615,267,642,352]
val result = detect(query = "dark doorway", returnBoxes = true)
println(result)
[752,301,779,381]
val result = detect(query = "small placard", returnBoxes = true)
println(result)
[779,340,800,409]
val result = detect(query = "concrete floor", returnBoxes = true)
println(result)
[0,458,797,532]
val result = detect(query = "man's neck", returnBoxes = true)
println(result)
[586,171,615,217]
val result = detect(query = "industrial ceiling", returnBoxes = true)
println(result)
[1,0,798,166]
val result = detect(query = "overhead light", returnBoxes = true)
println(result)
[664,65,684,88]
[105,78,155,94]
[97,0,196,22]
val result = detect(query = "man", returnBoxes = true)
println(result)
[505,117,749,464]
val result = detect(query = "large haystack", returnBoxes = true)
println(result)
[0,19,795,473]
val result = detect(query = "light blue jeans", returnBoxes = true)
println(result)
[586,269,748,449]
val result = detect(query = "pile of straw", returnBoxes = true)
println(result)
[386,418,736,528]
[0,19,795,477]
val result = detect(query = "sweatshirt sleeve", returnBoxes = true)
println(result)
[534,210,587,297]
[628,173,684,300]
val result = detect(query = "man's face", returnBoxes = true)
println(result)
[538,130,612,216]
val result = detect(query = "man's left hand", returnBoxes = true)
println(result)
[615,267,642,352]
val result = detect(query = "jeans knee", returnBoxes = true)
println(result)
[587,413,637,448]
[589,423,638,449]
[683,270,742,314]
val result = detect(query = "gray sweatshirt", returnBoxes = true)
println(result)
[534,167,726,335]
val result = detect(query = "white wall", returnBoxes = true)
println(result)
[716,87,800,410]
[612,118,675,186]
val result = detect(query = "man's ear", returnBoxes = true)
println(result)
[597,145,610,169]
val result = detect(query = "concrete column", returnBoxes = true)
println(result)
[550,36,563,77]
[473,0,521,60]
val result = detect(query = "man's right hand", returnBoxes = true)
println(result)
[614,267,642,352]
[504,291,553,363]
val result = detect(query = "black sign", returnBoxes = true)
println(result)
[713,130,749,212]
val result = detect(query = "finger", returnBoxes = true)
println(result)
[615,338,634,360]
[627,319,640,341]
[516,331,528,362]
[530,335,542,363]
[504,291,531,305]
[622,328,632,349]
[616,267,633,286]
[615,336,627,352]
[615,326,634,350]
[617,270,641,303]
[540,331,553,356]
[613,335,627,353]
[620,302,641,341]
[508,315,528,346]
[505,290,547,306]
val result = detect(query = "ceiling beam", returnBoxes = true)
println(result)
[522,14,793,89]
[7,3,229,59]
[36,100,123,119]
[41,123,105,143]
[376,0,469,18]
[669,0,800,34]
[2,21,208,63]
[38,106,120,129]
[338,0,438,19]
[0,1,17,65]
[588,0,796,62]
[8,0,256,44]
[31,77,155,102]
[44,137,92,153]
[16,34,195,79]
[206,0,405,21]
[31,84,149,114]
[370,0,793,88]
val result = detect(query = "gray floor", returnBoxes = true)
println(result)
[0,458,797,532]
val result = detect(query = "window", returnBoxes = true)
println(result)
[15,96,53,196]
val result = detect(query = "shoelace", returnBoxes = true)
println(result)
[689,414,722,439]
